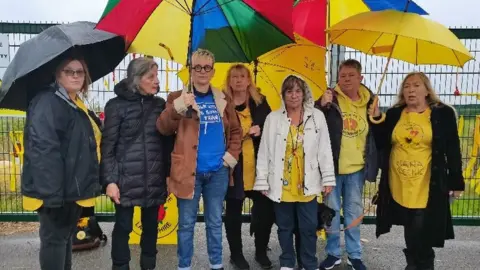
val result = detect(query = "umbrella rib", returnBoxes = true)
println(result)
[452,49,463,67]
[329,29,348,45]
[260,61,325,90]
[195,0,237,16]
[57,27,75,47]
[182,0,192,13]
[194,0,215,16]
[256,64,281,97]
[164,0,191,14]
[365,32,386,55]
[416,38,418,65]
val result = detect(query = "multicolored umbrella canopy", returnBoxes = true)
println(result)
[293,0,427,46]
[96,0,295,65]
[177,35,327,110]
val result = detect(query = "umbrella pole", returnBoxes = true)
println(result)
[370,0,414,123]
[326,0,334,88]
[185,2,196,119]
[369,34,399,124]
[253,59,258,85]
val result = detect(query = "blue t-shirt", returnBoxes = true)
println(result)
[195,89,225,173]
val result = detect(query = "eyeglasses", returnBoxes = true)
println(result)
[192,65,213,73]
[63,69,85,77]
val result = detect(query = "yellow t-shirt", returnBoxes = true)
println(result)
[281,124,316,203]
[389,108,432,209]
[23,96,101,211]
[236,107,256,191]
[336,85,370,174]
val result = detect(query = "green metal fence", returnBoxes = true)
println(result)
[0,22,479,225]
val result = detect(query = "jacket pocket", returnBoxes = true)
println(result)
[170,153,186,183]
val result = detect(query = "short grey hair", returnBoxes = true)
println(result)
[126,57,158,92]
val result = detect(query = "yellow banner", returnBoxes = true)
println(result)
[129,193,179,245]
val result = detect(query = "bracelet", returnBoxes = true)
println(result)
[369,112,386,124]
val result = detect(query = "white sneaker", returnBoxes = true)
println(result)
[280,267,294,270]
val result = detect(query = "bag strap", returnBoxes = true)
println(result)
[121,99,157,157]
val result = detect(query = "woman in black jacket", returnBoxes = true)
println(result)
[223,64,273,269]
[369,72,464,270]
[101,57,172,270]
[21,56,101,270]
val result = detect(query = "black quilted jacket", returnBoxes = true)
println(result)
[100,79,173,207]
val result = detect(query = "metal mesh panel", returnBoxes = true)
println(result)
[0,22,478,225]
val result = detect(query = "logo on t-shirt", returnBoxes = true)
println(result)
[198,101,222,134]
[342,112,367,138]
[395,123,424,149]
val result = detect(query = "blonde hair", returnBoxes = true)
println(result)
[224,64,263,105]
[191,48,215,65]
[55,57,92,98]
[393,72,442,107]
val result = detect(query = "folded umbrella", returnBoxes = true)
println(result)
[0,21,126,111]
[177,35,327,110]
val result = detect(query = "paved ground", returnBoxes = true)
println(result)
[0,223,479,270]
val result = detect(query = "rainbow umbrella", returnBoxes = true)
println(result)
[96,0,295,66]
[293,0,427,47]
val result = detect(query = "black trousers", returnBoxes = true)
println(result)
[111,205,160,270]
[38,203,82,270]
[393,201,435,269]
[224,191,274,256]
[80,206,95,217]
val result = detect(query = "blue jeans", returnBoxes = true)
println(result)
[177,166,229,270]
[325,169,365,259]
[274,198,318,270]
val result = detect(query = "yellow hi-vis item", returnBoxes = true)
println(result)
[129,193,179,245]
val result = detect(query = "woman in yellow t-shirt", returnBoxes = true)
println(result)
[21,57,101,270]
[223,64,273,269]
[370,72,464,270]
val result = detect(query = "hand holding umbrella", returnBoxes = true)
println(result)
[326,5,474,122]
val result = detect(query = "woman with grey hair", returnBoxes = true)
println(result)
[101,57,173,270]
[254,75,336,270]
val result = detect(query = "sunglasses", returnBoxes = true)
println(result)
[63,69,85,77]
[192,65,213,72]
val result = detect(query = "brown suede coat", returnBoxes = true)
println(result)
[156,87,242,199]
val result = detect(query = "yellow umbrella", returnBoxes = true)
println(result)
[326,10,474,121]
[327,10,473,67]
[178,35,327,110]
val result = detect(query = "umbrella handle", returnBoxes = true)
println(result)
[369,96,386,124]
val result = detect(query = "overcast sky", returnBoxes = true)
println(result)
[0,0,478,27]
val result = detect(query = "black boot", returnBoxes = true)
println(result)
[230,253,250,270]
[416,249,435,270]
[403,249,417,270]
[255,250,273,269]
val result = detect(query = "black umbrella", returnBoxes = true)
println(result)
[0,21,126,111]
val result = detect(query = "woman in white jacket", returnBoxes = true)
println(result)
[253,75,336,270]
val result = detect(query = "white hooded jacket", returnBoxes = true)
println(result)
[253,75,336,202]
